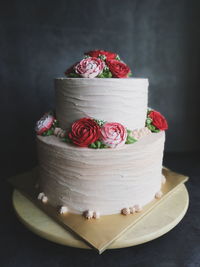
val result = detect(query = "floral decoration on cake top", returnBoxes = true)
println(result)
[35,109,168,149]
[65,50,132,78]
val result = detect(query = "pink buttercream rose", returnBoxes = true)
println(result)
[35,113,55,135]
[75,57,105,78]
[100,122,127,148]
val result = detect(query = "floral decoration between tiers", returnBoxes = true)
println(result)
[35,109,168,149]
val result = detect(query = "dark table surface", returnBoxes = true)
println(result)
[1,151,200,267]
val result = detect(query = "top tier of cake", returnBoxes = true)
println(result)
[55,78,148,130]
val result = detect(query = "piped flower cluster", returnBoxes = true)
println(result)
[66,118,134,148]
[65,50,131,78]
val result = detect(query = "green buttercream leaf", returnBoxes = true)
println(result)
[68,73,80,78]
[116,55,120,60]
[147,108,153,115]
[45,129,54,136]
[128,72,132,77]
[146,124,160,133]
[63,137,68,142]
[96,141,101,148]
[42,128,54,136]
[52,119,59,129]
[98,55,106,60]
[146,118,152,125]
[89,140,108,149]
[89,143,96,149]
[108,71,112,78]
[94,119,106,126]
[125,129,137,144]
[147,124,154,131]
[125,136,137,144]
[127,129,132,135]
[100,144,108,148]
[97,68,113,78]
[154,129,160,133]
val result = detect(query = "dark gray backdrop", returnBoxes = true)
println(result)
[1,0,200,177]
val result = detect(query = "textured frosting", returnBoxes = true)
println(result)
[37,131,165,215]
[55,78,148,130]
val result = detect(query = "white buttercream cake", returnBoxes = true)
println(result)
[35,50,168,218]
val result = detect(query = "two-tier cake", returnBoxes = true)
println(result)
[35,50,168,219]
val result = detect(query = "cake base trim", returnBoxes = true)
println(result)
[8,167,188,253]
[12,184,189,253]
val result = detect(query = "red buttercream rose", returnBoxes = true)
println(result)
[85,50,117,60]
[68,118,101,147]
[106,59,131,78]
[148,111,168,131]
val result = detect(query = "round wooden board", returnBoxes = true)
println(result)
[13,185,189,250]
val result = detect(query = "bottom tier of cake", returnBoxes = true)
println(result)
[37,131,165,216]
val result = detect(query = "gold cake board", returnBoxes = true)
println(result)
[10,168,189,253]
[13,184,188,250]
